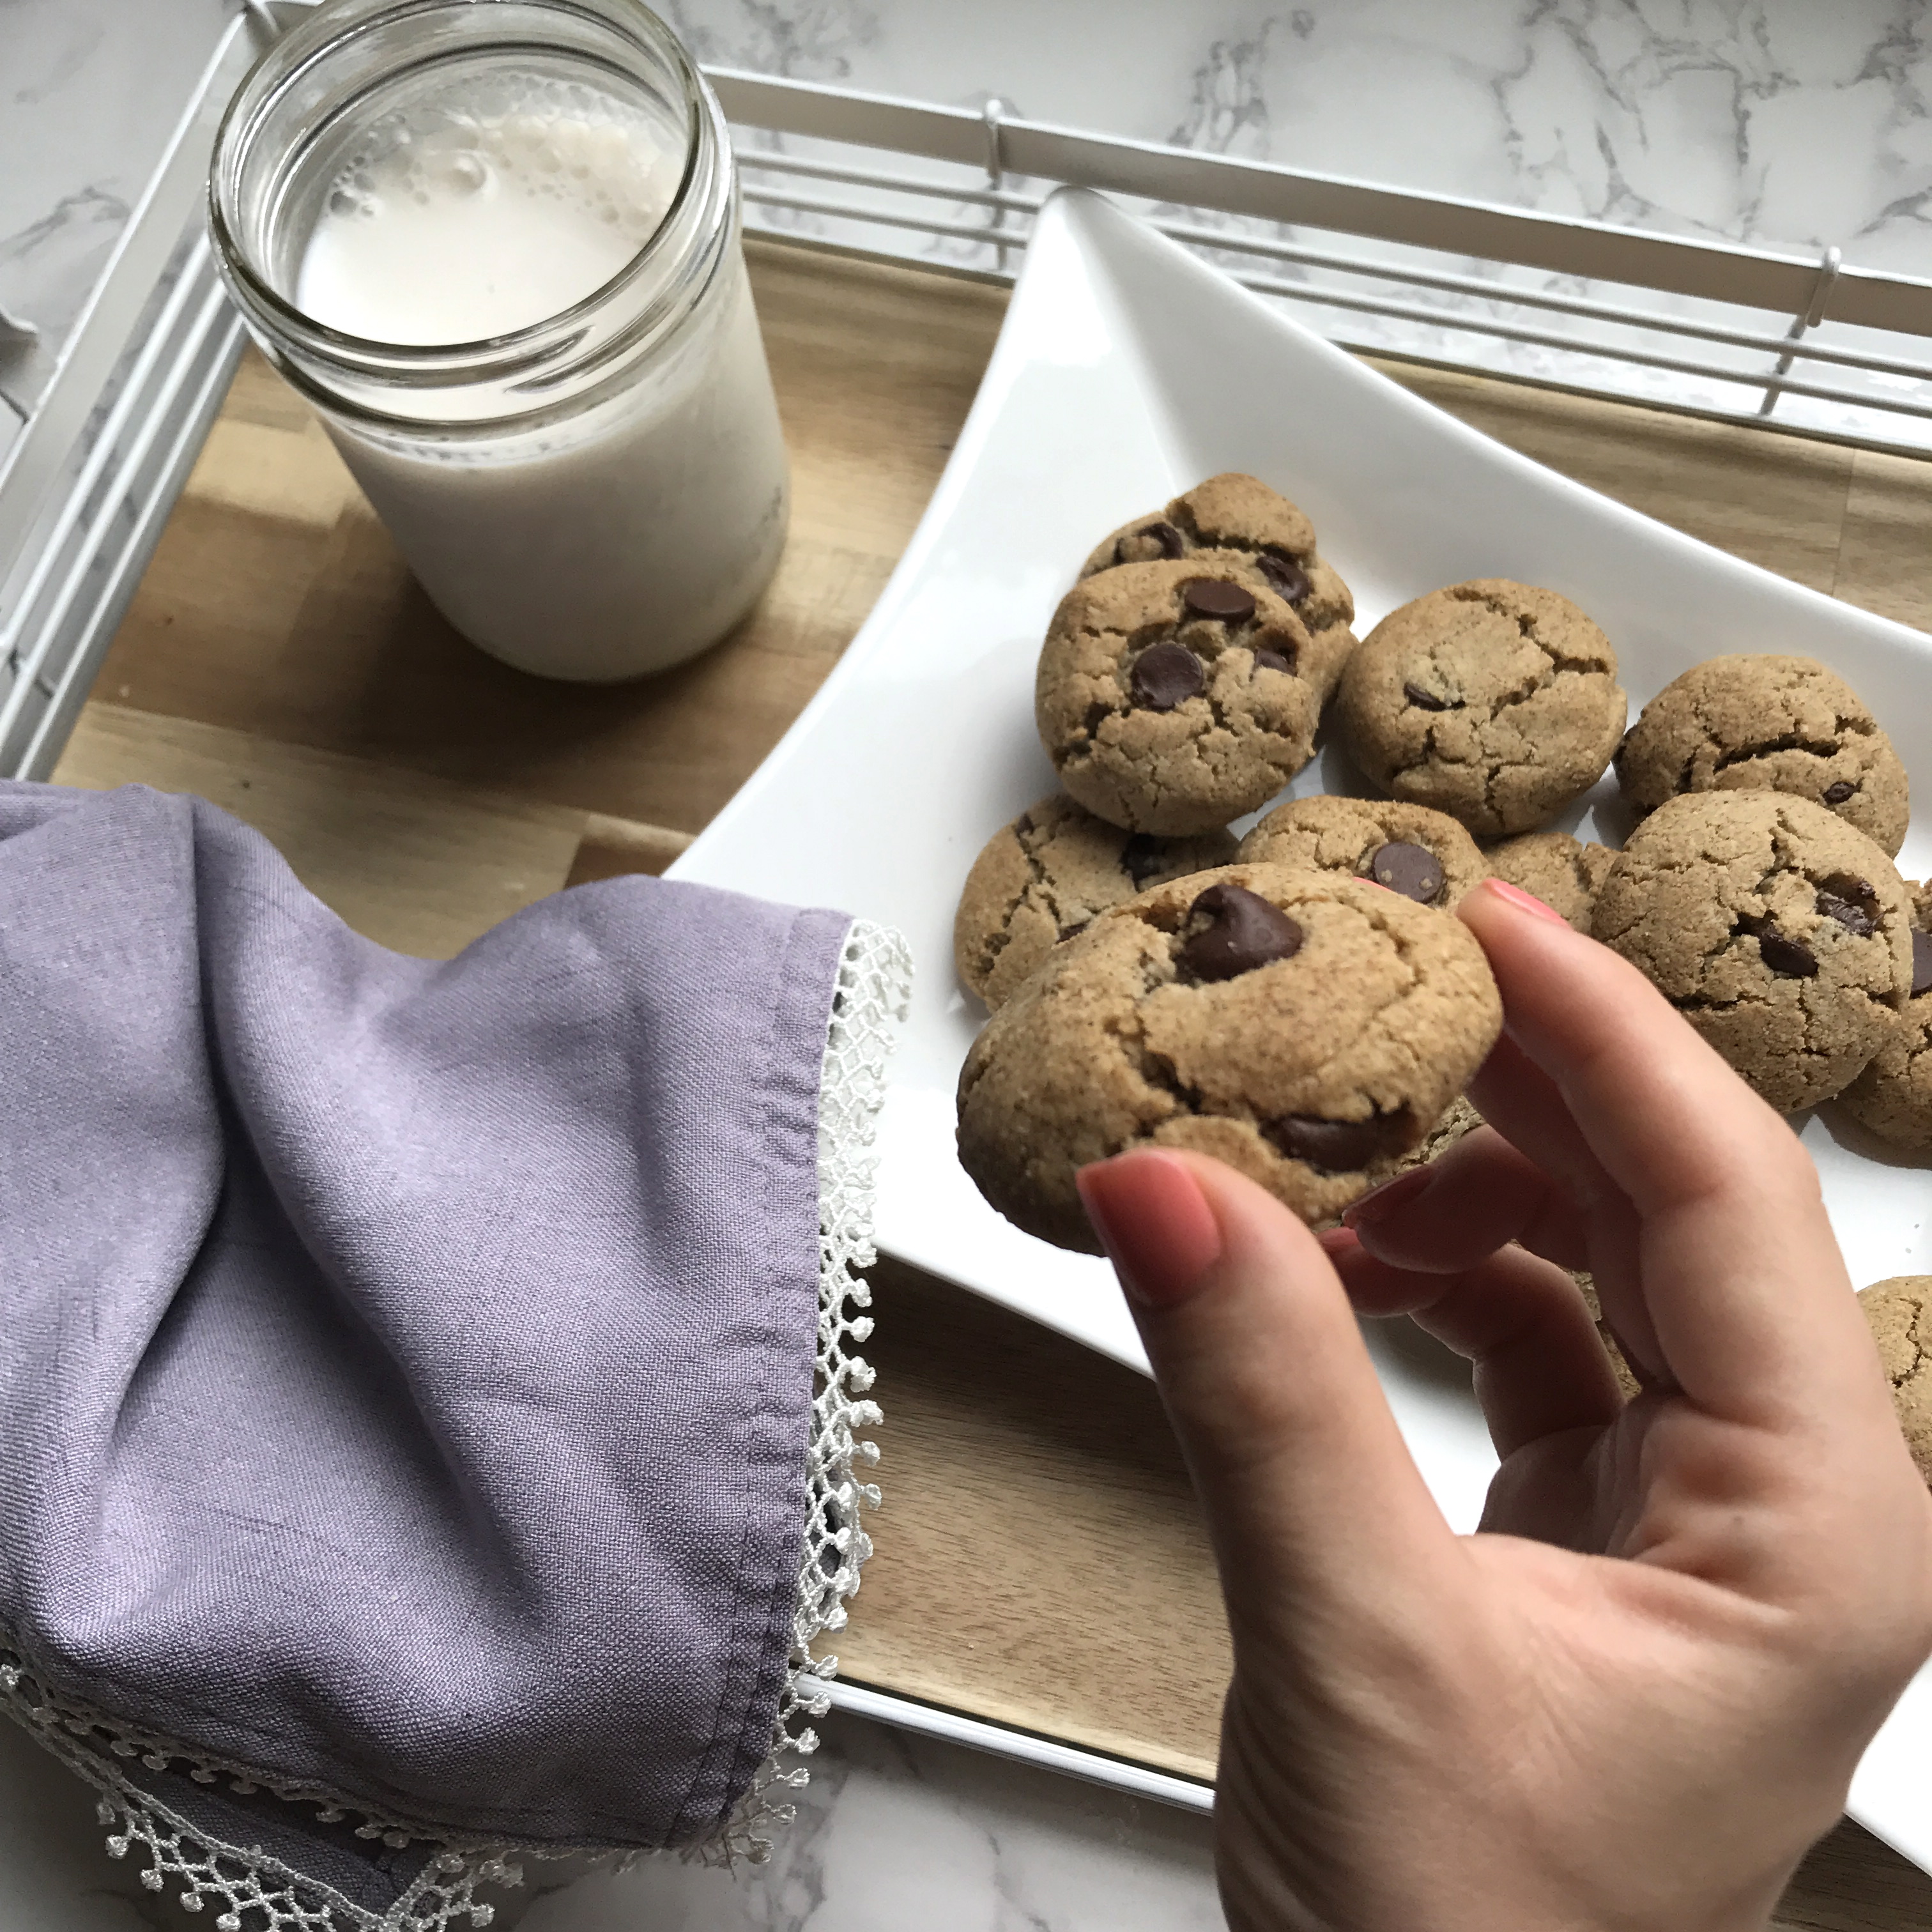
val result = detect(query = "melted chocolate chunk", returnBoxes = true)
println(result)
[1914,930,1932,999]
[1757,928,1818,978]
[1251,645,1296,676]
[1120,834,1167,887]
[1130,641,1204,711]
[1369,840,1446,904]
[1823,780,1858,806]
[1817,889,1876,937]
[1178,883,1303,981]
[1404,682,1451,712]
[1181,578,1257,623]
[1256,551,1312,604]
[1265,1113,1402,1174]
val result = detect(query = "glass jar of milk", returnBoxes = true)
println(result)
[209,0,788,682]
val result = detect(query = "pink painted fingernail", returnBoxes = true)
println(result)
[1341,1163,1434,1228]
[1482,877,1570,925]
[1077,1150,1223,1310]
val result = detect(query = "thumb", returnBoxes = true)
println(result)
[1077,1149,1457,1638]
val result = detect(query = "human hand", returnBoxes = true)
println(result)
[1075,877,1932,1932]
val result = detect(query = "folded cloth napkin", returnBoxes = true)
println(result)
[0,779,909,1928]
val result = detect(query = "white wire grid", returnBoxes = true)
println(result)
[712,69,1932,454]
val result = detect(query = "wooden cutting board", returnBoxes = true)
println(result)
[54,237,1932,1929]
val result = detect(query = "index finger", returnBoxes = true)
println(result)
[1457,878,1878,1430]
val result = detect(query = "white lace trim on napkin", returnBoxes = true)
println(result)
[0,916,912,1930]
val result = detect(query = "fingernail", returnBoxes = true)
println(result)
[1077,1150,1223,1310]
[1481,877,1570,925]
[1340,1163,1434,1228]
[1317,1225,1360,1258]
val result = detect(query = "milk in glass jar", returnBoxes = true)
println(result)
[210,0,788,681]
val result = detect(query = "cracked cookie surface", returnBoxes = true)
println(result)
[1236,795,1486,908]
[1334,579,1627,838]
[1613,654,1908,856]
[1078,472,1358,699]
[953,793,1236,1010]
[1857,1276,1932,1488]
[954,863,1504,1248]
[1483,829,1616,931]
[1036,559,1322,835]
[1837,886,1932,1150]
[1590,791,1911,1112]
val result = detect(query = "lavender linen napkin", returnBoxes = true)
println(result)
[0,779,907,1926]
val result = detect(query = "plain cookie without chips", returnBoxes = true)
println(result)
[1614,654,1908,857]
[954,863,1504,1248]
[1079,473,1358,698]
[1591,792,1911,1113]
[1858,1276,1932,1489]
[954,793,1237,1010]
[1334,579,1627,838]
[1483,830,1617,932]
[1236,795,1487,909]
[1036,559,1322,835]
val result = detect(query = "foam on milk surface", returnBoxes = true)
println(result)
[296,77,679,343]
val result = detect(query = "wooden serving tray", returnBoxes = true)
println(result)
[56,237,1932,1929]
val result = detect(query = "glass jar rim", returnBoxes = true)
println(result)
[208,0,710,366]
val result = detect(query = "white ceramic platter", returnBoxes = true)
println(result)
[672,187,1932,1868]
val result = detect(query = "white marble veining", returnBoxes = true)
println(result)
[0,1703,1223,1932]
[675,0,1932,441]
[0,0,233,417]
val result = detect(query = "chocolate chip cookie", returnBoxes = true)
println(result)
[1858,1276,1932,1488]
[954,793,1237,1010]
[954,863,1505,1246]
[1837,886,1932,1151]
[1614,655,1909,857]
[1483,830,1617,933]
[1334,581,1628,838]
[1036,560,1322,836]
[1236,795,1486,909]
[1590,792,1912,1112]
[1079,473,1358,698]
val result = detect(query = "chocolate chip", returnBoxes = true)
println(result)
[1251,645,1296,676]
[1256,551,1311,604]
[1181,578,1257,623]
[1823,780,1858,806]
[1115,518,1185,565]
[1178,883,1303,981]
[1757,928,1818,977]
[1817,889,1876,937]
[1120,834,1167,887]
[1404,682,1450,712]
[1265,1114,1395,1174]
[1369,840,1446,904]
[1130,641,1204,710]
[1914,930,1932,999]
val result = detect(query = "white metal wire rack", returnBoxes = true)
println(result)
[710,69,1932,455]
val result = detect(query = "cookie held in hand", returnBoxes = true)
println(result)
[1237,795,1487,909]
[1591,792,1912,1114]
[1036,560,1322,835]
[1614,654,1908,857]
[1334,579,1627,838]
[953,793,1238,1010]
[955,864,1504,1250]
